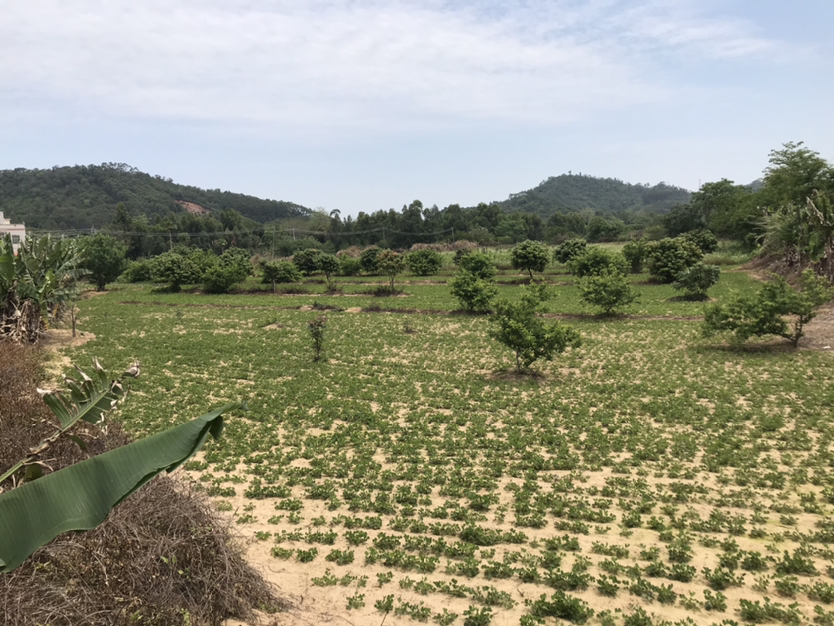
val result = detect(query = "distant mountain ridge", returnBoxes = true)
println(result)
[498,173,691,216]
[0,163,312,231]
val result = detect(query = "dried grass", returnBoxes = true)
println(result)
[0,341,286,626]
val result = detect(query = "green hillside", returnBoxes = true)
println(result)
[0,163,311,230]
[499,173,691,216]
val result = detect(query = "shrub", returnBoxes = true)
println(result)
[682,229,719,254]
[459,252,497,280]
[644,237,703,283]
[260,260,302,291]
[149,250,200,292]
[120,259,153,283]
[406,249,443,276]
[202,248,251,294]
[338,256,362,276]
[292,248,322,276]
[308,315,327,362]
[568,248,628,277]
[579,268,639,314]
[316,253,341,285]
[80,234,128,290]
[622,239,648,273]
[554,239,588,264]
[672,263,721,300]
[702,269,833,347]
[510,240,550,280]
[450,270,497,312]
[489,284,581,372]
[359,246,382,275]
[376,250,405,292]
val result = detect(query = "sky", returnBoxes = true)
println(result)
[1,0,833,217]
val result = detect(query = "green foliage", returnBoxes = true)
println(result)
[81,234,128,290]
[681,229,719,254]
[0,234,86,341]
[489,284,581,372]
[260,260,302,291]
[568,247,628,277]
[407,249,443,276]
[527,591,594,623]
[510,240,550,280]
[450,270,497,313]
[622,239,648,273]
[579,268,639,315]
[376,249,405,292]
[293,248,322,276]
[149,250,200,292]
[359,247,381,275]
[338,256,362,276]
[672,263,721,300]
[120,259,153,283]
[316,253,341,285]
[202,248,251,294]
[644,237,703,283]
[702,270,833,347]
[458,252,497,280]
[553,239,588,264]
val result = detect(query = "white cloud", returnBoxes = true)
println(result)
[0,0,790,137]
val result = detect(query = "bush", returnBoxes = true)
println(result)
[293,248,322,276]
[554,239,588,264]
[644,238,703,283]
[339,256,362,276]
[316,253,341,285]
[120,259,153,283]
[459,252,497,280]
[682,229,719,254]
[81,234,128,290]
[622,239,648,273]
[202,248,251,294]
[376,250,405,292]
[702,269,833,347]
[568,248,628,277]
[149,251,200,292]
[673,263,720,300]
[510,240,550,280]
[406,249,443,276]
[450,270,497,313]
[489,284,581,372]
[359,247,382,275]
[260,260,302,291]
[579,268,639,315]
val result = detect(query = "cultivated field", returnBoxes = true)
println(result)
[60,264,834,626]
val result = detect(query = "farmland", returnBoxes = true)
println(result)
[61,262,834,626]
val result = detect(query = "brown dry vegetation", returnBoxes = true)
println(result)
[0,341,285,626]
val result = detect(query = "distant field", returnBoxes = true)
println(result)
[63,266,834,626]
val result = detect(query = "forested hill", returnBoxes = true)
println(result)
[499,173,691,216]
[0,163,312,230]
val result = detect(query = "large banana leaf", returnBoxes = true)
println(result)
[0,403,237,573]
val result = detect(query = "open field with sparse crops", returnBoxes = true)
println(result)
[56,262,834,626]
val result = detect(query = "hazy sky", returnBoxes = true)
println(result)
[2,1,832,216]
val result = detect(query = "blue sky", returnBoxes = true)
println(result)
[2,1,832,217]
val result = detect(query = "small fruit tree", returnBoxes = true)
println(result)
[510,240,550,281]
[489,283,581,372]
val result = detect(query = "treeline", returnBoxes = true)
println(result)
[0,163,311,230]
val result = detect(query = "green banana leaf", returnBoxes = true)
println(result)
[0,403,237,573]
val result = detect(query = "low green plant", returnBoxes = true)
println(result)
[578,268,639,315]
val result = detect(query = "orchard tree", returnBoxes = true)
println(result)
[292,248,322,276]
[316,253,341,286]
[489,283,581,372]
[672,263,721,300]
[81,234,128,290]
[260,260,301,292]
[359,246,382,275]
[554,239,588,264]
[568,247,628,277]
[644,238,703,283]
[406,248,443,276]
[702,269,833,347]
[376,249,405,292]
[510,240,549,280]
[579,268,639,315]
[459,251,497,280]
[450,270,497,312]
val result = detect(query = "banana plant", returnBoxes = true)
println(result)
[0,359,240,573]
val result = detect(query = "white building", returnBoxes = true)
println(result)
[0,212,26,254]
